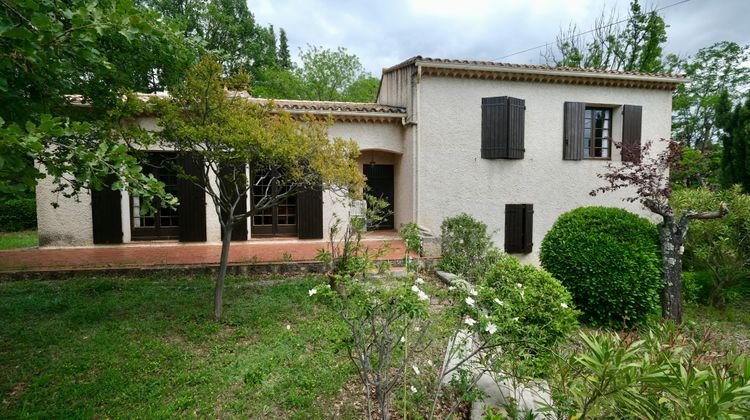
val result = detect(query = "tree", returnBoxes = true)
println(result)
[544,0,667,73]
[155,57,364,320]
[716,91,750,191]
[591,140,728,323]
[295,45,380,102]
[0,0,191,202]
[278,28,292,69]
[669,42,750,151]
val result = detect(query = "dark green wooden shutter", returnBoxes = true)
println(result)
[505,203,533,254]
[220,162,248,241]
[91,175,123,244]
[297,188,323,239]
[481,96,525,159]
[621,105,643,162]
[177,155,207,242]
[563,102,585,160]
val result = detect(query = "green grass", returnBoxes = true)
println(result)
[0,274,355,418]
[0,230,37,250]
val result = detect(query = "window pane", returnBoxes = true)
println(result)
[585,109,592,118]
[602,149,609,158]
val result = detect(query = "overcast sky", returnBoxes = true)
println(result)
[248,0,750,75]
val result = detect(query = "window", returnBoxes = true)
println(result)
[584,107,612,159]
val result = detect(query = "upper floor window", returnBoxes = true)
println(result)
[584,107,611,159]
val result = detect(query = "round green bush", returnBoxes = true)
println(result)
[437,213,502,280]
[539,206,662,328]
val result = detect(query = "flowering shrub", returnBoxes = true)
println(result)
[399,222,423,273]
[437,213,502,280]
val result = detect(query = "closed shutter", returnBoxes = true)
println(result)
[297,188,323,239]
[505,203,533,254]
[563,102,585,160]
[481,96,525,159]
[621,105,643,162]
[220,162,248,241]
[177,155,207,242]
[91,174,123,244]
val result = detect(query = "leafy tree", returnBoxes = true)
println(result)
[544,0,667,73]
[0,0,190,202]
[295,45,380,102]
[716,91,750,191]
[669,42,750,151]
[155,57,364,319]
[278,28,292,69]
[591,140,728,323]
[670,145,722,189]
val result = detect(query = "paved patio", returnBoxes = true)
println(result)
[0,233,406,273]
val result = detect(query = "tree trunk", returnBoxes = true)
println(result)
[215,224,233,320]
[658,220,685,324]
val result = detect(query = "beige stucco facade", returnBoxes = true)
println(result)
[37,58,682,263]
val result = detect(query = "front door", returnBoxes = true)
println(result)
[363,164,394,230]
[251,175,298,237]
[131,153,180,240]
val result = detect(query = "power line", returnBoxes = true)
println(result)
[493,0,691,61]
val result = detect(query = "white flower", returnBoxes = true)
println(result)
[414,326,421,332]
[561,302,569,309]
[415,277,425,284]
[512,317,519,322]
[400,336,406,343]
[286,324,291,330]
[485,323,498,334]
[494,298,505,306]
[308,288,317,296]
[417,290,430,302]
[411,285,420,293]
[427,360,433,367]
[464,317,477,326]
[516,283,523,288]
[410,385,418,393]
[465,296,475,307]
[412,365,421,375]
[448,286,456,291]
[470,289,478,296]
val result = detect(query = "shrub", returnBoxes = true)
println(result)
[540,206,662,328]
[437,213,502,280]
[0,198,37,232]
[672,186,750,309]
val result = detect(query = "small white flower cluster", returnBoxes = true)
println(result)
[411,283,429,302]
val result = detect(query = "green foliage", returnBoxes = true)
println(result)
[544,324,750,419]
[0,198,37,232]
[540,207,662,328]
[437,213,503,280]
[672,186,750,308]
[546,0,667,73]
[717,92,750,191]
[671,145,722,189]
[669,42,750,150]
[399,222,423,272]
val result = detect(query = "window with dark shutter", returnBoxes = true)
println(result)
[220,162,248,241]
[177,155,207,242]
[92,174,123,244]
[621,105,643,162]
[563,102,585,160]
[482,96,525,159]
[297,188,323,239]
[505,203,533,254]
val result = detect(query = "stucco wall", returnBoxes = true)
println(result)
[416,75,673,264]
[36,175,94,247]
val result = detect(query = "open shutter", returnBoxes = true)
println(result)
[505,203,533,254]
[563,102,585,160]
[297,188,323,239]
[177,155,207,242]
[482,96,525,159]
[220,162,248,241]
[91,175,123,244]
[621,105,643,162]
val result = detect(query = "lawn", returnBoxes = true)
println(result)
[0,230,37,250]
[0,274,358,418]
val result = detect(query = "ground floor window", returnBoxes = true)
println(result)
[251,175,298,237]
[131,153,180,240]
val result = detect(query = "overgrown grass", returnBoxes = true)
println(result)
[0,230,37,250]
[0,274,354,418]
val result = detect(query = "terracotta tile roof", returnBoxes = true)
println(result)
[243,96,406,115]
[383,56,687,80]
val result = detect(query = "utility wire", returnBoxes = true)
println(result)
[493,0,691,61]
